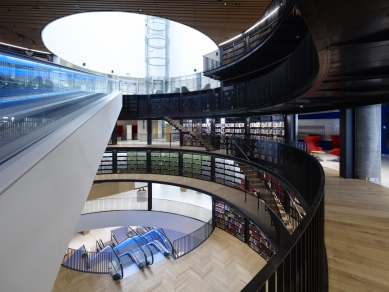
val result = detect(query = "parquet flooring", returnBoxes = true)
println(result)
[324,167,389,292]
[52,228,266,292]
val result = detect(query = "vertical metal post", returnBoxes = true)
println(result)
[147,118,152,145]
[112,150,117,174]
[148,182,152,211]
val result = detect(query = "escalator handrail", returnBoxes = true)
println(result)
[113,236,147,267]
[127,248,145,268]
[109,245,124,279]
[129,227,154,265]
[143,229,175,256]
[155,229,175,256]
[130,235,151,266]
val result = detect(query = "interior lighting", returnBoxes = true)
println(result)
[139,9,142,12]
[6,8,11,11]
[0,41,50,54]
[245,5,280,33]
[32,28,37,30]
[219,34,242,46]
[224,3,227,6]
[33,6,38,9]
[74,5,80,8]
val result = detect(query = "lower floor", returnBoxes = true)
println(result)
[52,228,266,292]
[51,159,389,291]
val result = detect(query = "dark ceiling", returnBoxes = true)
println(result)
[0,0,271,51]
[0,0,389,114]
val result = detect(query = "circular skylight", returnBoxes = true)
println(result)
[42,12,218,77]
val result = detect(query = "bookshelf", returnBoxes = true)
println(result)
[249,115,285,141]
[97,152,113,174]
[151,151,179,175]
[215,200,246,242]
[248,222,276,261]
[183,153,212,180]
[215,157,245,189]
[124,151,147,174]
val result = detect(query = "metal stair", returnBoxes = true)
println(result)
[164,116,215,151]
[237,163,294,234]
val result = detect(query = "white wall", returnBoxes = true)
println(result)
[75,211,205,235]
[0,92,122,292]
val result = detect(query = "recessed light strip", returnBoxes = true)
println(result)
[245,6,280,33]
[219,34,242,46]
[0,41,50,54]
[218,5,281,46]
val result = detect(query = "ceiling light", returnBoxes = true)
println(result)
[33,6,38,9]
[224,3,227,5]
[219,34,242,46]
[11,24,15,27]
[6,8,11,11]
[32,28,37,30]
[139,9,142,12]
[74,5,80,8]
[235,2,240,5]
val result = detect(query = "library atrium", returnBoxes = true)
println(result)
[0,0,389,291]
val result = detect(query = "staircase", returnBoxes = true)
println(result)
[164,117,215,151]
[237,163,294,234]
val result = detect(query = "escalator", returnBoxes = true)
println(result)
[132,226,175,258]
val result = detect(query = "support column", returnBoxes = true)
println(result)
[355,104,381,182]
[111,123,118,145]
[147,118,152,145]
[148,182,152,211]
[340,108,355,178]
[285,114,298,141]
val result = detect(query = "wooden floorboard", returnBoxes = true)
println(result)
[324,167,389,292]
[53,167,389,291]
[52,228,266,292]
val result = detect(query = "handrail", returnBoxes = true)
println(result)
[96,145,326,289]
[131,235,154,266]
[111,233,119,246]
[203,0,294,72]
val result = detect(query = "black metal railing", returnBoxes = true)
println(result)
[203,0,293,71]
[123,32,318,119]
[97,147,304,249]
[172,218,214,258]
[96,144,326,290]
[62,247,112,274]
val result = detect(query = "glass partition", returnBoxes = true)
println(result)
[0,50,119,164]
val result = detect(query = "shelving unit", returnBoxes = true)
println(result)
[248,223,276,261]
[215,201,246,242]
[182,119,203,147]
[182,153,211,180]
[151,151,179,175]
[97,152,113,174]
[215,158,245,189]
[125,151,147,173]
[249,115,285,141]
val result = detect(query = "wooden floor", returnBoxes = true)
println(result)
[52,228,266,292]
[324,167,389,292]
[52,167,389,291]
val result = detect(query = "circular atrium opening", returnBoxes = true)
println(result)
[42,12,218,93]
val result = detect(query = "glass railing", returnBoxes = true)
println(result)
[172,218,213,258]
[82,197,212,223]
[0,49,119,164]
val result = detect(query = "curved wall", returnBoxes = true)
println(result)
[75,210,206,235]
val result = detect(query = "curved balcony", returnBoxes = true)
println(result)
[122,32,318,119]
[202,0,308,81]
[95,143,327,290]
